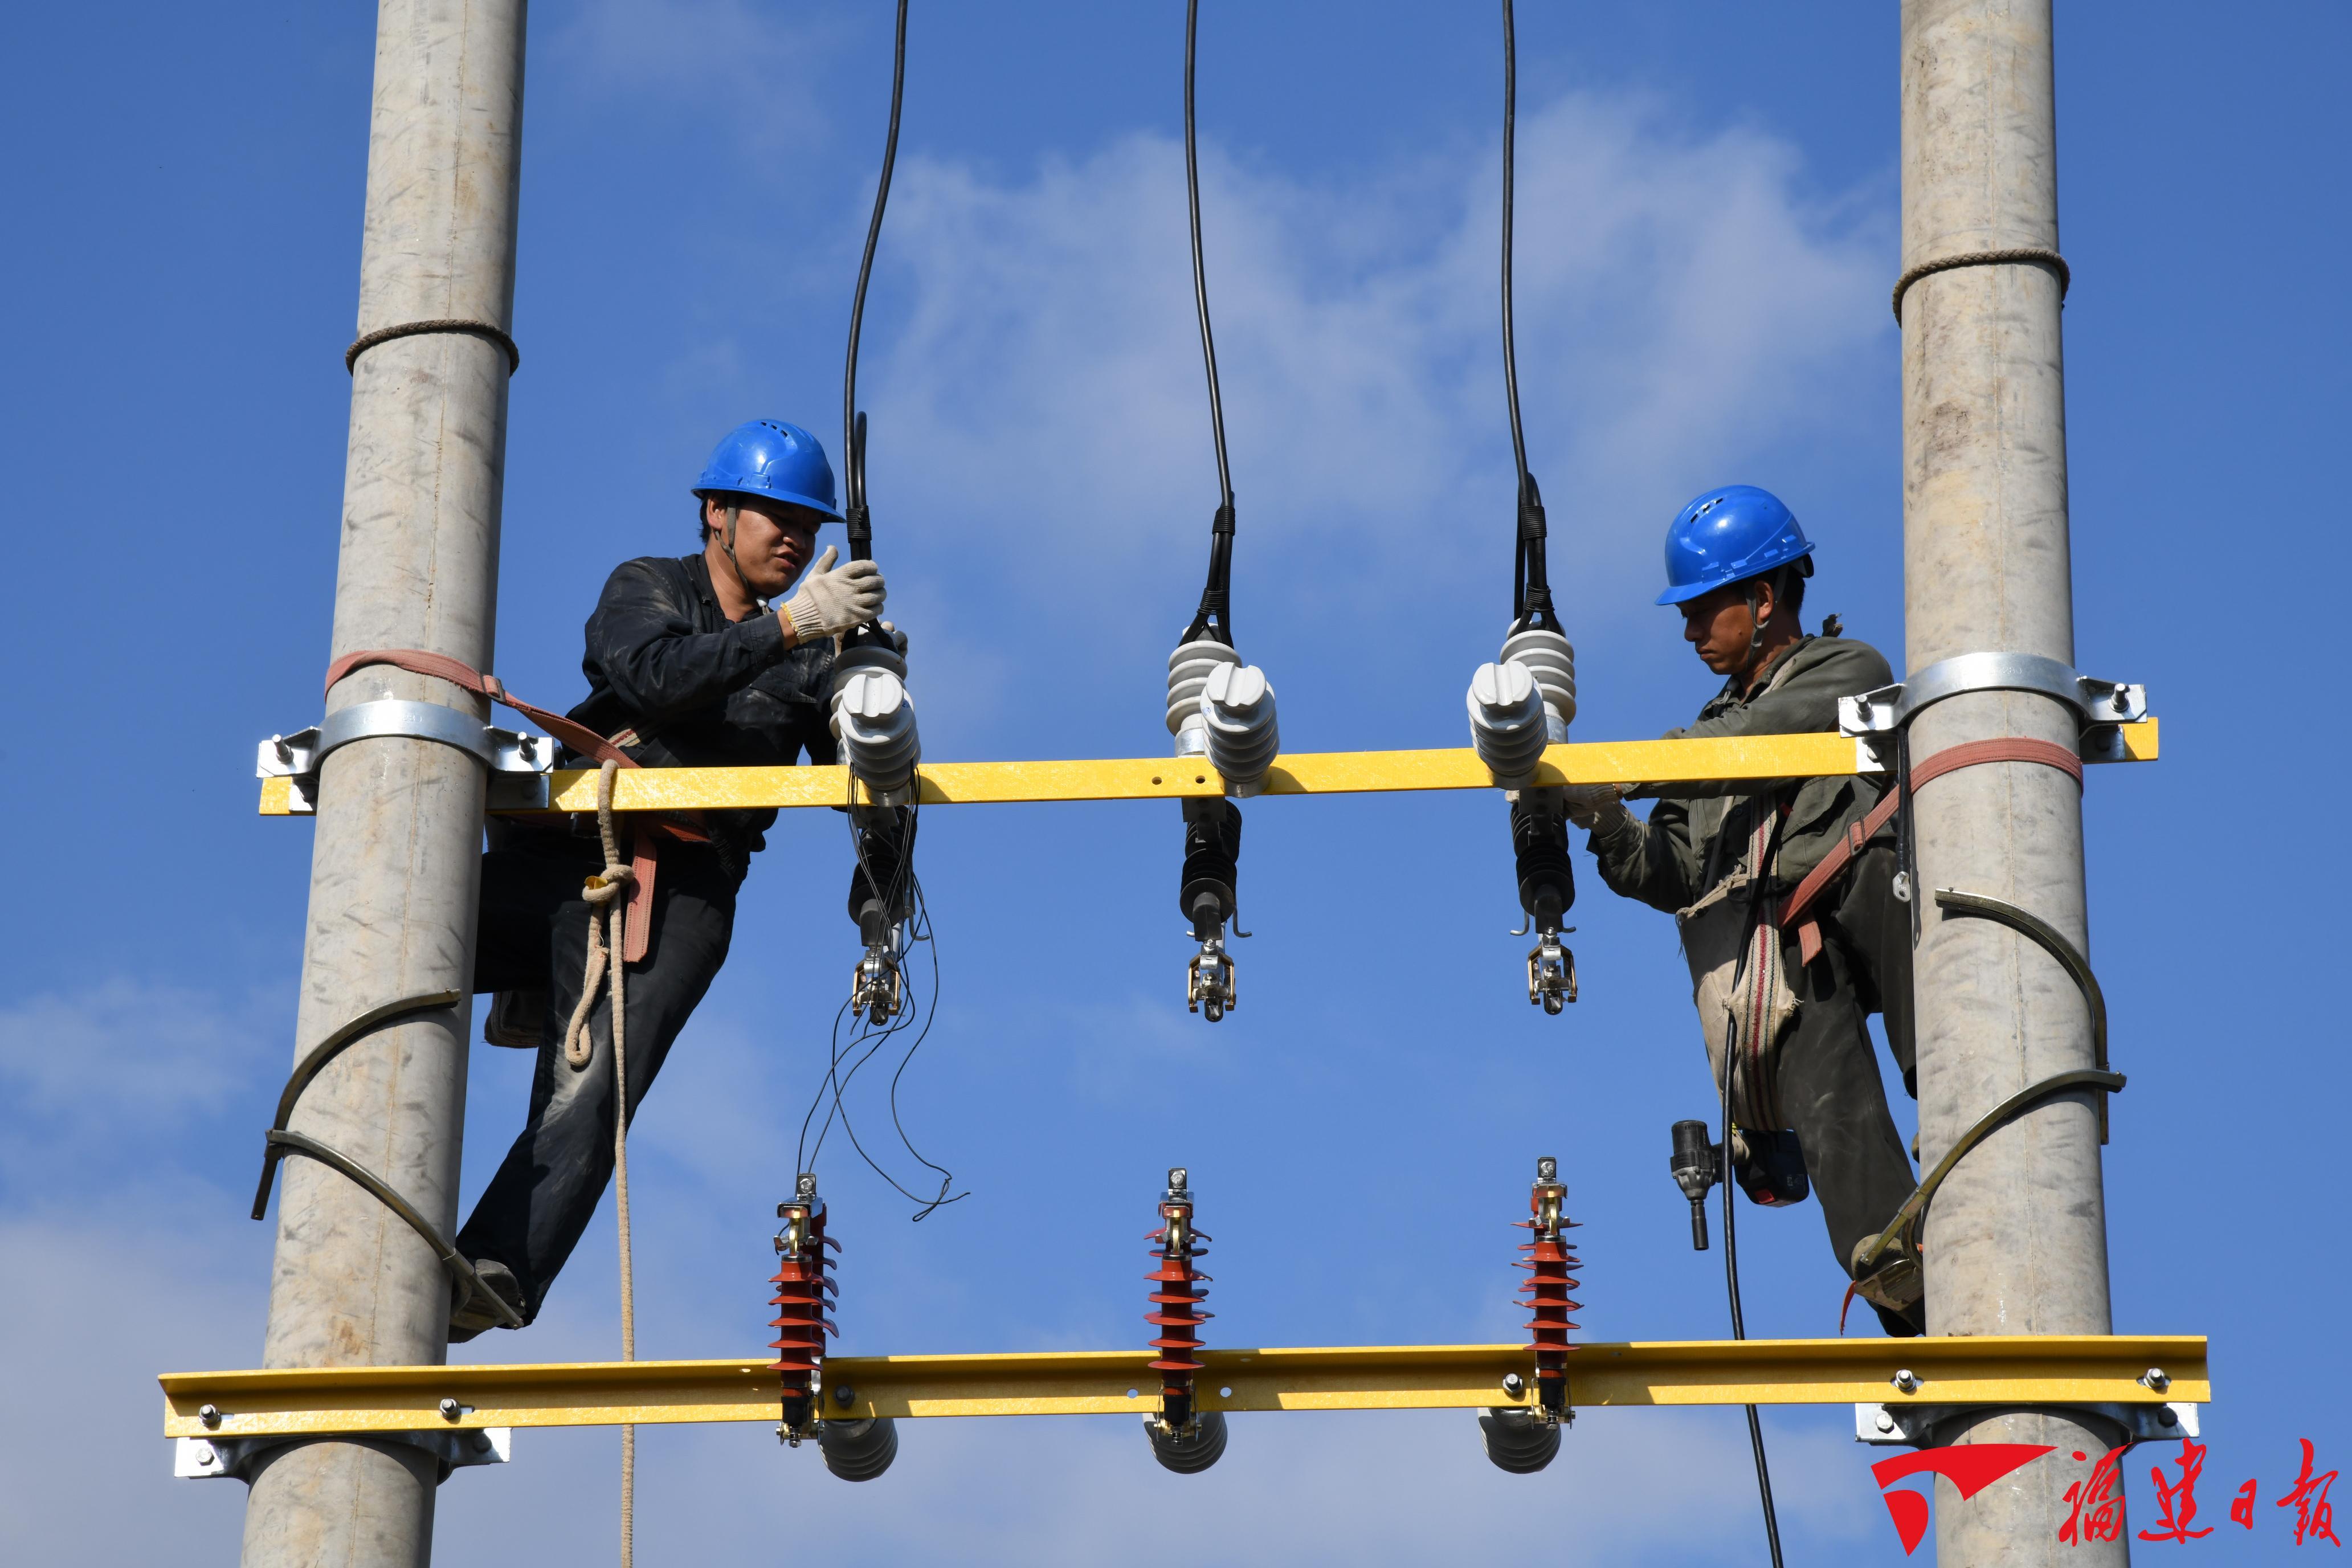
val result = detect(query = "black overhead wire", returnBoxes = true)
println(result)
[1500,0,1558,635]
[1181,0,1238,648]
[800,0,961,1222]
[842,0,908,565]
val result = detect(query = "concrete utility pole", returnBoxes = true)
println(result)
[1900,2,2123,1563]
[242,3,525,1565]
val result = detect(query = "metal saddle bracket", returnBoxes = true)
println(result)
[1840,650,2148,765]
[259,697,556,813]
[177,1424,511,1483]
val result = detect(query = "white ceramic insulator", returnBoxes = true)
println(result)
[1167,638,1240,757]
[832,666,921,791]
[1466,659,1550,785]
[1500,625,1577,740]
[1199,659,1280,796]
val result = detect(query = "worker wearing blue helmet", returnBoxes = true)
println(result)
[448,420,888,1340]
[1569,485,1924,1337]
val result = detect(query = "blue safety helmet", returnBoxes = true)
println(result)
[1655,484,1815,606]
[692,419,845,522]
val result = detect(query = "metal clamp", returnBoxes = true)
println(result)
[1856,1400,2199,1448]
[176,1426,511,1483]
[259,699,554,812]
[1839,652,2147,761]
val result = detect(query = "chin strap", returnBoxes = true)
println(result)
[712,504,767,612]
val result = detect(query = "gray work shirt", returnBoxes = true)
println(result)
[1589,635,1893,914]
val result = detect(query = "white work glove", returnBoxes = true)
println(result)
[1561,782,1631,832]
[782,546,885,643]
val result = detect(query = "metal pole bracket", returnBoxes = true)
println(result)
[1856,1399,2199,1448]
[1839,652,2148,761]
[175,1426,510,1483]
[258,698,556,813]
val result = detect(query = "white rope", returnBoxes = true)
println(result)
[562,761,638,1566]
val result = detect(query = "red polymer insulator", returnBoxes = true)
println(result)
[1145,1171,1213,1408]
[770,1182,840,1427]
[1513,1161,1581,1416]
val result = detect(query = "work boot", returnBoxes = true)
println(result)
[1848,1240,1926,1338]
[448,1259,526,1344]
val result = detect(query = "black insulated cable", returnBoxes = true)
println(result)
[1500,0,1559,636]
[1718,1024,1788,1567]
[842,0,908,571]
[1181,0,1237,649]
[797,801,967,1222]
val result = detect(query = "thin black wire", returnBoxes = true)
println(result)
[1716,804,1788,1567]
[1720,1069,1788,1568]
[1499,0,1556,634]
[1178,0,1238,648]
[842,0,908,549]
[1501,0,1529,494]
[1185,0,1232,513]
[792,791,967,1220]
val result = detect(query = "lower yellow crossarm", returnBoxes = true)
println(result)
[161,1334,2204,1436]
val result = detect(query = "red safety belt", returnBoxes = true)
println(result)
[324,648,702,962]
[1777,737,2085,966]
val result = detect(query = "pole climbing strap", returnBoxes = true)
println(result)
[1777,736,2084,966]
[1840,884,2120,1329]
[322,648,700,963]
[1844,1067,2126,1330]
[248,989,524,1330]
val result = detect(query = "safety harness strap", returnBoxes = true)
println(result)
[321,647,690,962]
[1778,736,2084,964]
[325,647,634,769]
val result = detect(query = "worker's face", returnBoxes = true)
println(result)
[707,497,823,598]
[1679,578,1778,676]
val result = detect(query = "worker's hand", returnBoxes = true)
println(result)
[781,546,885,645]
[1560,782,1629,831]
[879,620,909,655]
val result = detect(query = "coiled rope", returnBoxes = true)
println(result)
[563,760,639,1567]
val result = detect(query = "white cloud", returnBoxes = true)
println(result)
[0,979,285,1189]
[805,87,1894,767]
[863,89,1888,644]
[547,0,849,153]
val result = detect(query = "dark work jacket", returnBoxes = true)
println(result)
[1590,635,1892,915]
[567,553,837,880]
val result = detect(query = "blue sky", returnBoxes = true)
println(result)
[2,2,2347,1562]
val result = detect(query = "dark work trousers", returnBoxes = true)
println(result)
[454,826,737,1321]
[1824,843,1916,1095]
[1772,863,1924,1335]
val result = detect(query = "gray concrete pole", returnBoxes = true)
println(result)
[1900,1,2126,1562]
[241,3,525,1565]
